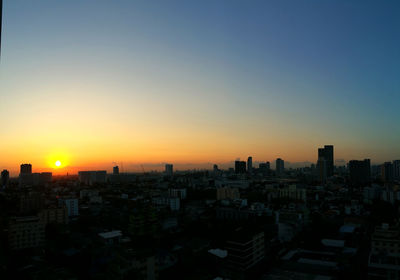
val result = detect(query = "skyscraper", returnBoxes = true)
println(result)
[317,157,327,183]
[113,165,119,175]
[317,145,334,177]
[349,159,371,187]
[276,158,284,176]
[165,164,173,177]
[247,157,253,173]
[393,160,400,181]
[235,161,246,174]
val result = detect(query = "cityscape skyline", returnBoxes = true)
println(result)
[2,147,400,177]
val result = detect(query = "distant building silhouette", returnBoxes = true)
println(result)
[276,158,284,176]
[235,160,246,174]
[165,164,173,176]
[393,160,400,181]
[113,165,119,175]
[381,162,394,183]
[317,145,334,177]
[317,157,327,183]
[247,156,252,173]
[349,159,371,187]
[20,163,32,174]
[1,169,9,188]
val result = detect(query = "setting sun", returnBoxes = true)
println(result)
[55,160,61,167]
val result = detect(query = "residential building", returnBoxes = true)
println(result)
[8,216,45,250]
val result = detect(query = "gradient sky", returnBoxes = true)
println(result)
[1,0,399,175]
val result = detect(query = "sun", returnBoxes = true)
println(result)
[55,160,62,167]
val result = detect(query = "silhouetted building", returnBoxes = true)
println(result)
[247,156,253,173]
[235,161,246,174]
[394,160,400,181]
[20,163,32,174]
[318,145,334,177]
[1,169,9,188]
[165,164,173,176]
[259,162,270,174]
[276,158,284,176]
[19,164,33,186]
[317,157,327,183]
[381,162,394,183]
[113,165,119,175]
[349,159,371,187]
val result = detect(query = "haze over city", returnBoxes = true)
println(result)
[0,1,399,175]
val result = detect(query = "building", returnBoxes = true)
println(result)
[317,157,327,183]
[1,169,9,188]
[39,206,68,225]
[19,163,33,186]
[235,161,246,174]
[152,196,180,211]
[393,160,400,181]
[349,159,371,187]
[381,162,394,183]
[20,163,32,174]
[165,164,173,177]
[113,165,119,175]
[59,198,79,217]
[8,216,45,250]
[224,228,265,278]
[19,192,45,214]
[217,187,240,200]
[78,170,107,185]
[259,162,270,175]
[19,171,52,187]
[278,185,307,201]
[168,188,187,199]
[317,145,334,177]
[276,158,285,176]
[368,224,400,279]
[247,157,253,173]
[98,230,122,245]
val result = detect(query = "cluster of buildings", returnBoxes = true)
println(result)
[1,146,400,279]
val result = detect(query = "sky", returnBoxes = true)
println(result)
[0,0,399,175]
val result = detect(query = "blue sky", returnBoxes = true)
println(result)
[0,0,399,172]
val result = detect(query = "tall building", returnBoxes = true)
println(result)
[317,157,327,183]
[20,164,32,174]
[349,159,371,187]
[235,161,246,174]
[393,160,400,181]
[165,164,173,176]
[276,158,284,176]
[113,165,119,175]
[1,169,9,188]
[317,145,334,177]
[247,156,253,173]
[381,162,394,183]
